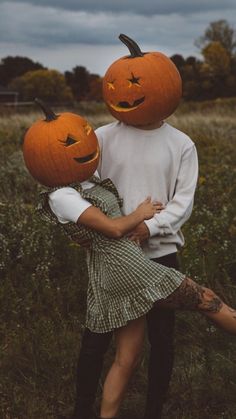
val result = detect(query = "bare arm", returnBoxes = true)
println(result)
[77,198,159,239]
[128,202,165,244]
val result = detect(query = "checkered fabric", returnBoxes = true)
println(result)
[38,176,185,333]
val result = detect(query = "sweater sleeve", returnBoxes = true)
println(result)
[144,144,198,237]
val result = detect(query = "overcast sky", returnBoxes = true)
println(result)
[0,0,235,75]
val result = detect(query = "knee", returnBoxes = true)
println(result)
[115,350,142,372]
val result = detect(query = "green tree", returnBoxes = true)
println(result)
[170,54,185,70]
[86,75,103,101]
[65,66,102,101]
[0,56,45,87]
[196,20,236,56]
[9,69,73,103]
[65,66,90,101]
[202,41,231,78]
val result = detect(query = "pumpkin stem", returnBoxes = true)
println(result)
[119,34,144,58]
[35,98,58,122]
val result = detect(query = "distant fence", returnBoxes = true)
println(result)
[0,91,19,105]
[1,101,34,107]
[0,100,107,116]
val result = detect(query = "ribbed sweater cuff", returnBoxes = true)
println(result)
[144,218,161,237]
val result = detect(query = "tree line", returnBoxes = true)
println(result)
[0,20,235,103]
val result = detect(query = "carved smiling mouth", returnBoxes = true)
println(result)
[73,150,98,164]
[109,96,145,112]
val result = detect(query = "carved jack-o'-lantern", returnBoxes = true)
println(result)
[103,34,182,126]
[23,99,99,187]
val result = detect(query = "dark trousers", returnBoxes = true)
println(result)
[144,252,179,419]
[73,253,179,419]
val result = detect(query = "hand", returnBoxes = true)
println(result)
[136,197,164,220]
[128,222,150,244]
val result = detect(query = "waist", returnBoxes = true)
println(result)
[142,232,184,259]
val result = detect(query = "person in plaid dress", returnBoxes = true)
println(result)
[23,102,236,419]
[39,165,236,419]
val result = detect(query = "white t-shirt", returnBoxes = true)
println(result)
[49,177,95,224]
[96,121,198,258]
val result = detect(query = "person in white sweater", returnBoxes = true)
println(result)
[96,120,198,259]
[69,118,198,419]
[95,119,198,419]
[72,34,198,419]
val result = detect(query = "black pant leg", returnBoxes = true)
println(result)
[144,253,179,419]
[72,328,113,419]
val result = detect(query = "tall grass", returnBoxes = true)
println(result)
[0,100,236,418]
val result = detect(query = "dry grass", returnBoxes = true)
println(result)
[0,99,236,418]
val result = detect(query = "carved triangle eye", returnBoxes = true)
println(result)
[65,136,77,146]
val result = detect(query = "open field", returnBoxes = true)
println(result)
[0,99,236,418]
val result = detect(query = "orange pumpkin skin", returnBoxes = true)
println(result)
[103,35,182,126]
[23,101,99,187]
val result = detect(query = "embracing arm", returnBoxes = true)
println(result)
[78,198,158,239]
[144,144,199,238]
[49,187,159,240]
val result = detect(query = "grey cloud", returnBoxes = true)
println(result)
[0,1,235,50]
[0,0,236,79]
[2,0,236,15]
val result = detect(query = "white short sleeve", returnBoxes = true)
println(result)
[49,187,92,224]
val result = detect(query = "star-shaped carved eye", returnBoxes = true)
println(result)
[107,81,115,90]
[128,73,141,87]
[61,136,77,147]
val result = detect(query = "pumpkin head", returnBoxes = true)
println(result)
[103,34,182,126]
[23,99,99,187]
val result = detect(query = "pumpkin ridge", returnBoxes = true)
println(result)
[46,123,61,186]
[58,118,76,184]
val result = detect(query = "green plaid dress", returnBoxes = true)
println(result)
[38,176,185,333]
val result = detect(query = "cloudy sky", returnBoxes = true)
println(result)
[0,0,235,75]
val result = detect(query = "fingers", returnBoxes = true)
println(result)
[152,203,164,212]
[153,202,165,212]
[143,198,164,207]
[155,203,165,208]
[143,196,151,203]
[129,235,140,245]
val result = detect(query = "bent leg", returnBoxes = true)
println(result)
[72,328,112,419]
[100,317,145,418]
[158,277,236,334]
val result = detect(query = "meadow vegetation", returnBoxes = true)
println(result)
[0,99,236,418]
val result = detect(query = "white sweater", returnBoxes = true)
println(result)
[96,121,198,259]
